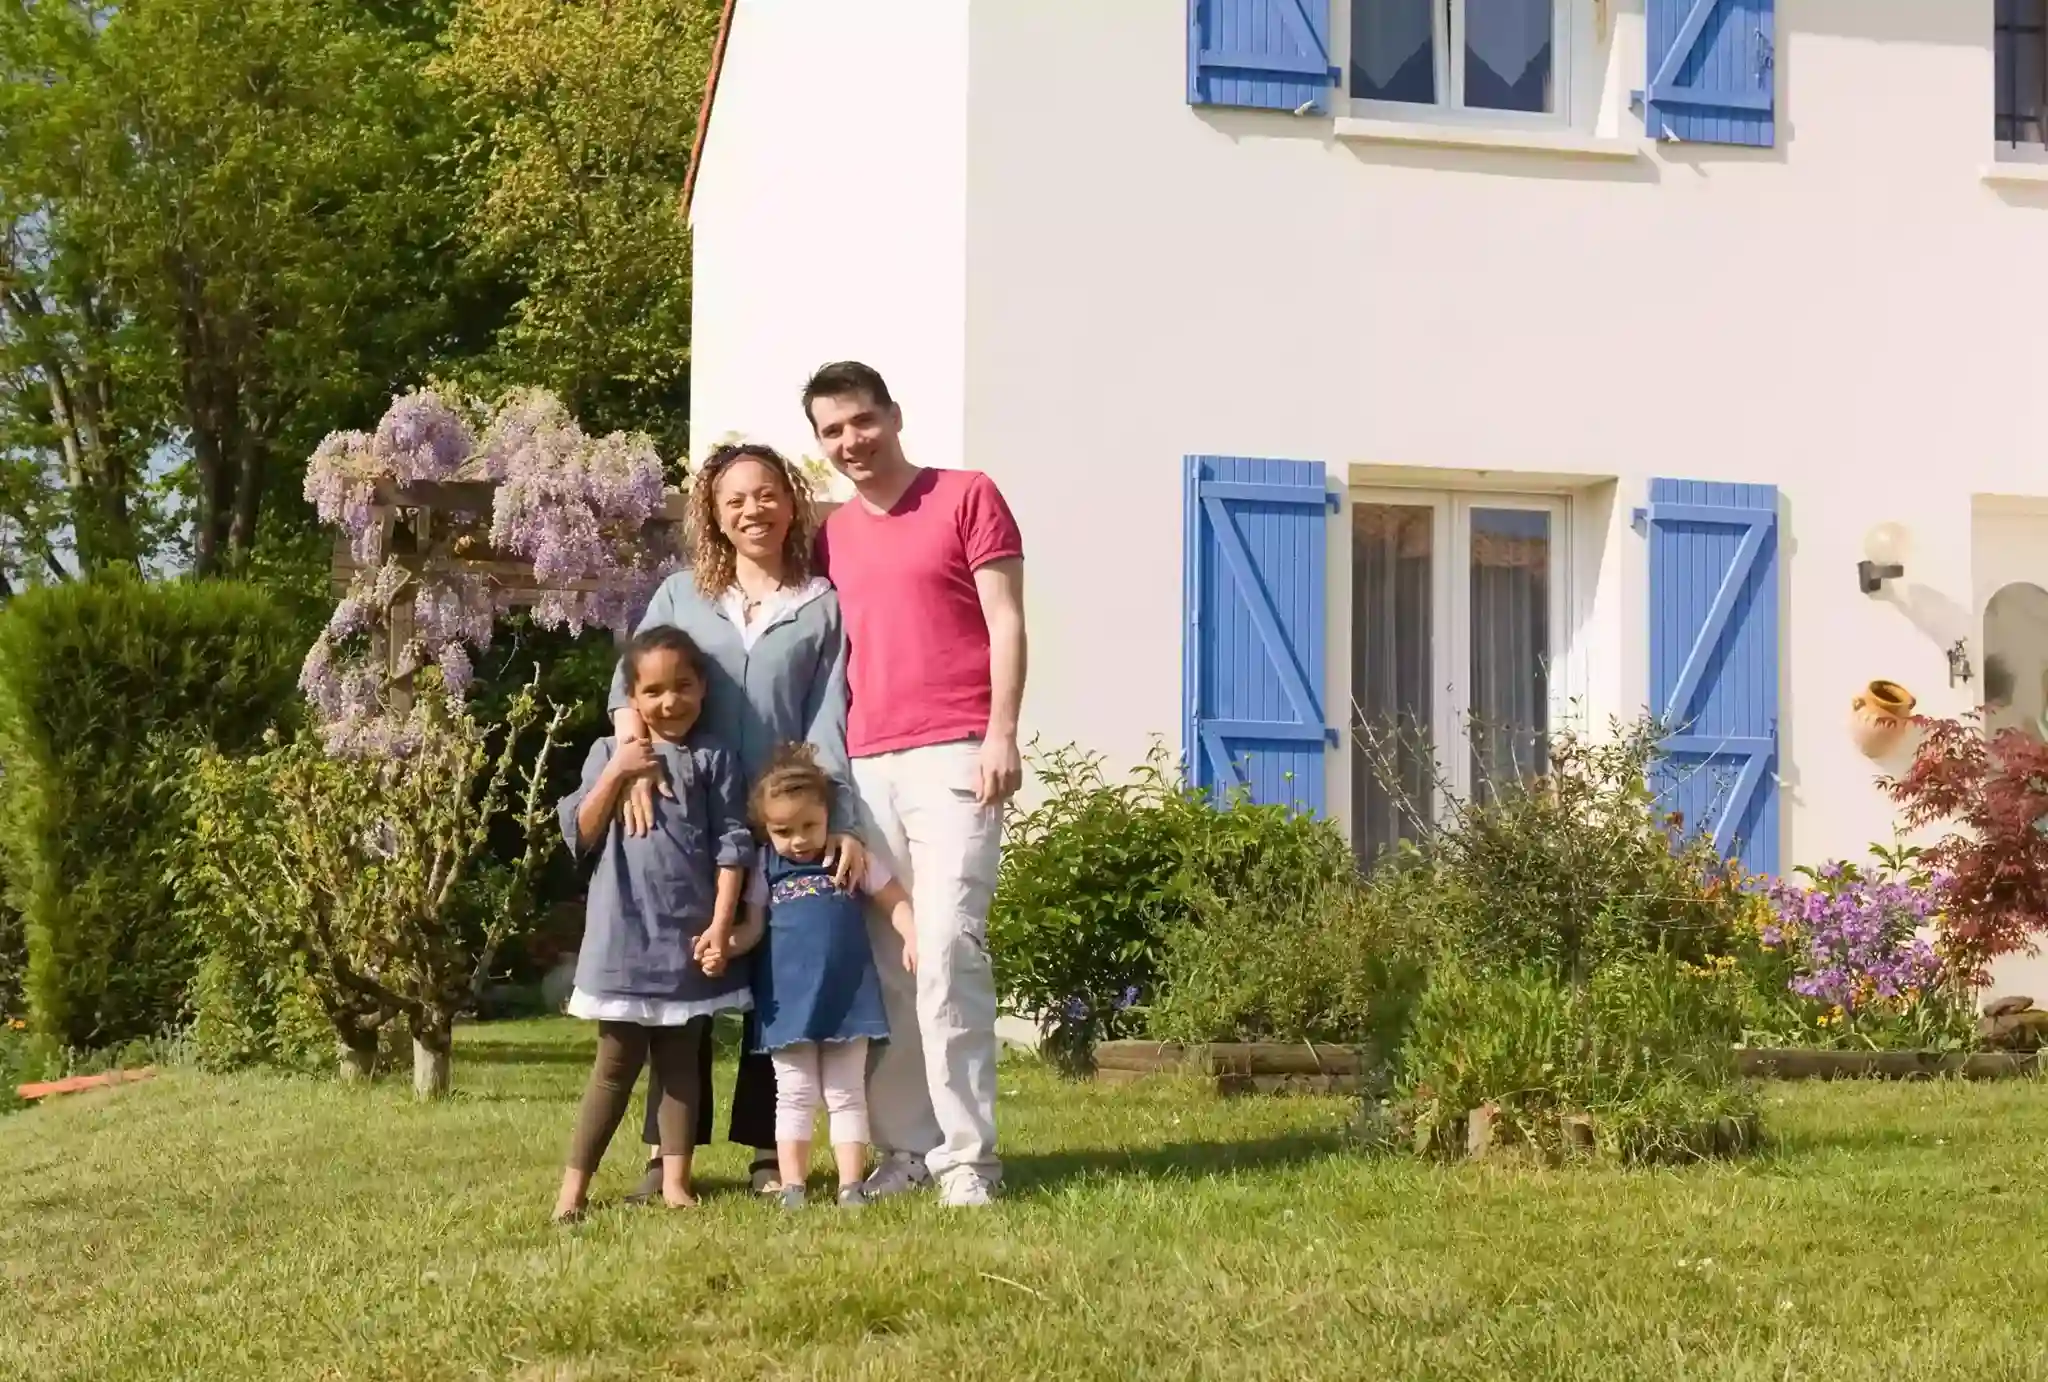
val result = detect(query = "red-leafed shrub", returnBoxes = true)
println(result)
[1884,716,2048,981]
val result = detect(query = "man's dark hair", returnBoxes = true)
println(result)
[801,361,894,425]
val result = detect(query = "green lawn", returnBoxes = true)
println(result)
[5,1019,2048,1381]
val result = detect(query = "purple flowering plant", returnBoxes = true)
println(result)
[301,386,679,757]
[1732,841,1975,1050]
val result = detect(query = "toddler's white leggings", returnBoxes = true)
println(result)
[771,1037,871,1145]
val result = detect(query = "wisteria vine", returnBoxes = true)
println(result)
[301,387,678,756]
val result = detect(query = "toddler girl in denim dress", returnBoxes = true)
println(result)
[727,743,914,1208]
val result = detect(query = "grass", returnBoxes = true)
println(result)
[5,1018,2048,1380]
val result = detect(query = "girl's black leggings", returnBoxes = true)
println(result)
[637,1010,778,1153]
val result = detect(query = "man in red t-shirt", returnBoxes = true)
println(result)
[806,361,1026,1209]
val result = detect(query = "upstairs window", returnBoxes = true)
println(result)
[1351,0,1564,120]
[1998,0,2047,148]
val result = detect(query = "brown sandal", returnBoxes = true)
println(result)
[622,1158,665,1206]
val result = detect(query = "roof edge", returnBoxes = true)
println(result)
[680,0,738,222]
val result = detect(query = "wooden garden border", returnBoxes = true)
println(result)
[1732,1048,2042,1080]
[1093,1041,1367,1096]
[1092,1040,2043,1096]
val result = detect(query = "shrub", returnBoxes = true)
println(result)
[0,884,21,1017]
[1395,954,1757,1164]
[168,752,339,1076]
[185,948,337,1076]
[177,679,567,1095]
[462,610,613,983]
[1,1016,40,1116]
[1885,716,2048,981]
[1346,714,1762,1163]
[1361,716,1740,980]
[1147,852,1428,1049]
[0,576,304,1047]
[990,742,1355,1070]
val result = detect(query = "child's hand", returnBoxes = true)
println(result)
[900,932,918,975]
[694,926,729,977]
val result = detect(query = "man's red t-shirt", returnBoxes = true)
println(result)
[816,468,1024,759]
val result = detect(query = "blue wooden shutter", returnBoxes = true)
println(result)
[1639,0,1776,147]
[1188,0,1338,114]
[1641,479,1780,877]
[1183,455,1337,813]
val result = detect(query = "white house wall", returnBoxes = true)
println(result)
[964,0,2045,897]
[688,0,970,475]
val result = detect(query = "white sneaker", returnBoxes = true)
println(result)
[860,1155,932,1200]
[937,1169,998,1208]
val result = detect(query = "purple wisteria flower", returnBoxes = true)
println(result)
[305,430,378,559]
[298,387,677,758]
[436,643,475,701]
[374,389,474,483]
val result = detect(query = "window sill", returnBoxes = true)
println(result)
[1982,161,2048,185]
[1334,116,1643,161]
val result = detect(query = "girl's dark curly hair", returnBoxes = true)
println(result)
[688,442,819,598]
[748,741,835,828]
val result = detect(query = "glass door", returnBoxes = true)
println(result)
[1351,489,1566,860]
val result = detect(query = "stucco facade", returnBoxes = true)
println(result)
[690,0,2048,994]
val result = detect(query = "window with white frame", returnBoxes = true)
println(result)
[1997,0,2047,149]
[1349,0,1566,121]
[1350,490,1567,862]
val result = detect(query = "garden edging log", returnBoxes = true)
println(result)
[1091,1042,2047,1095]
[1734,1048,2042,1080]
[1092,1041,1366,1096]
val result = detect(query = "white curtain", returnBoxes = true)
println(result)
[1465,0,1553,112]
[1467,509,1551,803]
[1351,504,1435,861]
[1352,0,1435,97]
[1465,0,1552,85]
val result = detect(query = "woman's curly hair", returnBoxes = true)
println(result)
[688,442,819,598]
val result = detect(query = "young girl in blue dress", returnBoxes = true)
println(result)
[552,626,755,1223]
[728,744,915,1208]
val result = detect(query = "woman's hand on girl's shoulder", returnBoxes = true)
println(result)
[608,736,659,781]
[828,834,867,893]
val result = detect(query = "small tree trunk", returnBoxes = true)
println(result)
[337,1034,377,1084]
[412,1020,452,1100]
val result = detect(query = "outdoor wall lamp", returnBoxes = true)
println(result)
[1859,523,1908,595]
[1948,639,1974,688]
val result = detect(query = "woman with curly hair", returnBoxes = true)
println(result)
[604,440,868,1199]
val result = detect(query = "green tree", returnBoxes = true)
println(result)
[435,0,718,462]
[0,0,493,584]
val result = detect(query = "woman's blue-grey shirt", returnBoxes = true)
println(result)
[558,735,754,1005]
[608,572,858,832]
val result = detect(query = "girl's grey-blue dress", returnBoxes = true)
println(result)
[558,735,756,1020]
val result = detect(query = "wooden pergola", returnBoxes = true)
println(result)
[328,478,691,609]
[327,480,692,707]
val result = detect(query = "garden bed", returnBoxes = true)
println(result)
[1094,1041,2044,1094]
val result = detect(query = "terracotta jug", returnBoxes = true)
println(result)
[1850,680,1916,758]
